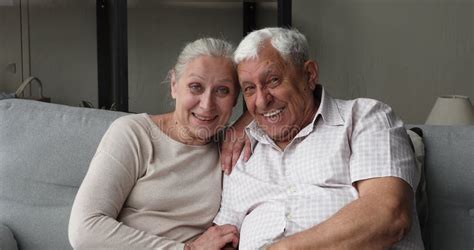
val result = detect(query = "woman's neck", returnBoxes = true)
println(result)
[152,113,210,146]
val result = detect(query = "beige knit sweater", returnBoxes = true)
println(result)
[69,114,222,249]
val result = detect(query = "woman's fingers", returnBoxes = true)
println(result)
[220,128,237,175]
[190,224,239,249]
[221,129,247,175]
[222,153,232,175]
[215,225,239,248]
[243,136,252,162]
[216,224,239,236]
[220,133,233,174]
[219,231,239,248]
[221,110,254,173]
[231,139,245,170]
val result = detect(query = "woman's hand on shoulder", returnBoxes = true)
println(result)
[220,111,253,175]
[185,224,239,250]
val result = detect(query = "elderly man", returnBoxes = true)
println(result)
[214,27,423,249]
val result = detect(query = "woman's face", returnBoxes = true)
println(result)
[171,55,238,144]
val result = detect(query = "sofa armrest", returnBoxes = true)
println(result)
[0,224,18,250]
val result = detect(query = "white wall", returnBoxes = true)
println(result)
[2,0,277,118]
[128,1,277,121]
[128,1,244,119]
[256,1,277,28]
[4,1,472,123]
[27,0,97,106]
[0,2,21,93]
[293,0,474,124]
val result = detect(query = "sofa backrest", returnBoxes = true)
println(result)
[1,99,473,249]
[415,125,474,250]
[0,99,127,250]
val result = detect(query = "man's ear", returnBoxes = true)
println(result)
[170,70,177,99]
[304,60,319,91]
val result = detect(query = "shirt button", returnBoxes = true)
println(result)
[286,213,292,220]
[287,186,296,194]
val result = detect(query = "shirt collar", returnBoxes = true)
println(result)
[245,120,270,146]
[245,85,345,146]
[314,85,345,127]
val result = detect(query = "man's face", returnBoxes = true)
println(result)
[237,43,318,148]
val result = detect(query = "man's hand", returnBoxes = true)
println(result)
[220,112,253,175]
[186,224,239,250]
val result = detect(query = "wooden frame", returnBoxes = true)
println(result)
[96,0,291,112]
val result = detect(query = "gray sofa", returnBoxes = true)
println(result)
[0,99,473,250]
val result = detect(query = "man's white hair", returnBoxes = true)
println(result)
[234,27,309,67]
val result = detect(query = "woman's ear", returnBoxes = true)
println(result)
[170,70,177,99]
[304,60,319,91]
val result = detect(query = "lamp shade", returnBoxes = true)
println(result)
[426,95,474,125]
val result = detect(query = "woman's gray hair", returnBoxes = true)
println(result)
[234,27,309,68]
[173,38,235,80]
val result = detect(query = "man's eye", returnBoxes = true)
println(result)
[216,87,230,96]
[269,77,280,86]
[244,86,255,95]
[189,83,203,93]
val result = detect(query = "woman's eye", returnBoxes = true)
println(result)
[189,83,203,94]
[216,87,230,96]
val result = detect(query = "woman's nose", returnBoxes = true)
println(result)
[199,91,215,110]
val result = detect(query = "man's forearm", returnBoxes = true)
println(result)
[269,177,413,249]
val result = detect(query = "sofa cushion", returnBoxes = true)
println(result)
[0,99,127,250]
[406,128,429,245]
[0,224,18,250]
[416,125,474,250]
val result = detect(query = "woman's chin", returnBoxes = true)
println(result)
[191,118,224,131]
[187,125,219,141]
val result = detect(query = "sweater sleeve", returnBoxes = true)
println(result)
[68,116,185,249]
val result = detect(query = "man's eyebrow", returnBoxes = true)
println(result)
[262,69,274,77]
[241,80,254,86]
[261,66,280,78]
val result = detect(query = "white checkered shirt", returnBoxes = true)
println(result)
[214,87,424,249]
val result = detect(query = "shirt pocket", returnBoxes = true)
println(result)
[288,126,351,186]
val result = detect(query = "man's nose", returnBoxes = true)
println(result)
[255,87,271,109]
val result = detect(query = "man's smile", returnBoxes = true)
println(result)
[262,108,284,118]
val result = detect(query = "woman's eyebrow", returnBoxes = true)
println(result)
[188,73,233,85]
[217,78,234,84]
[188,73,205,80]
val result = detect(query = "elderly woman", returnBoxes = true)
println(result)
[68,38,241,249]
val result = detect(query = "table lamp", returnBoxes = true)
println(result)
[425,95,474,125]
